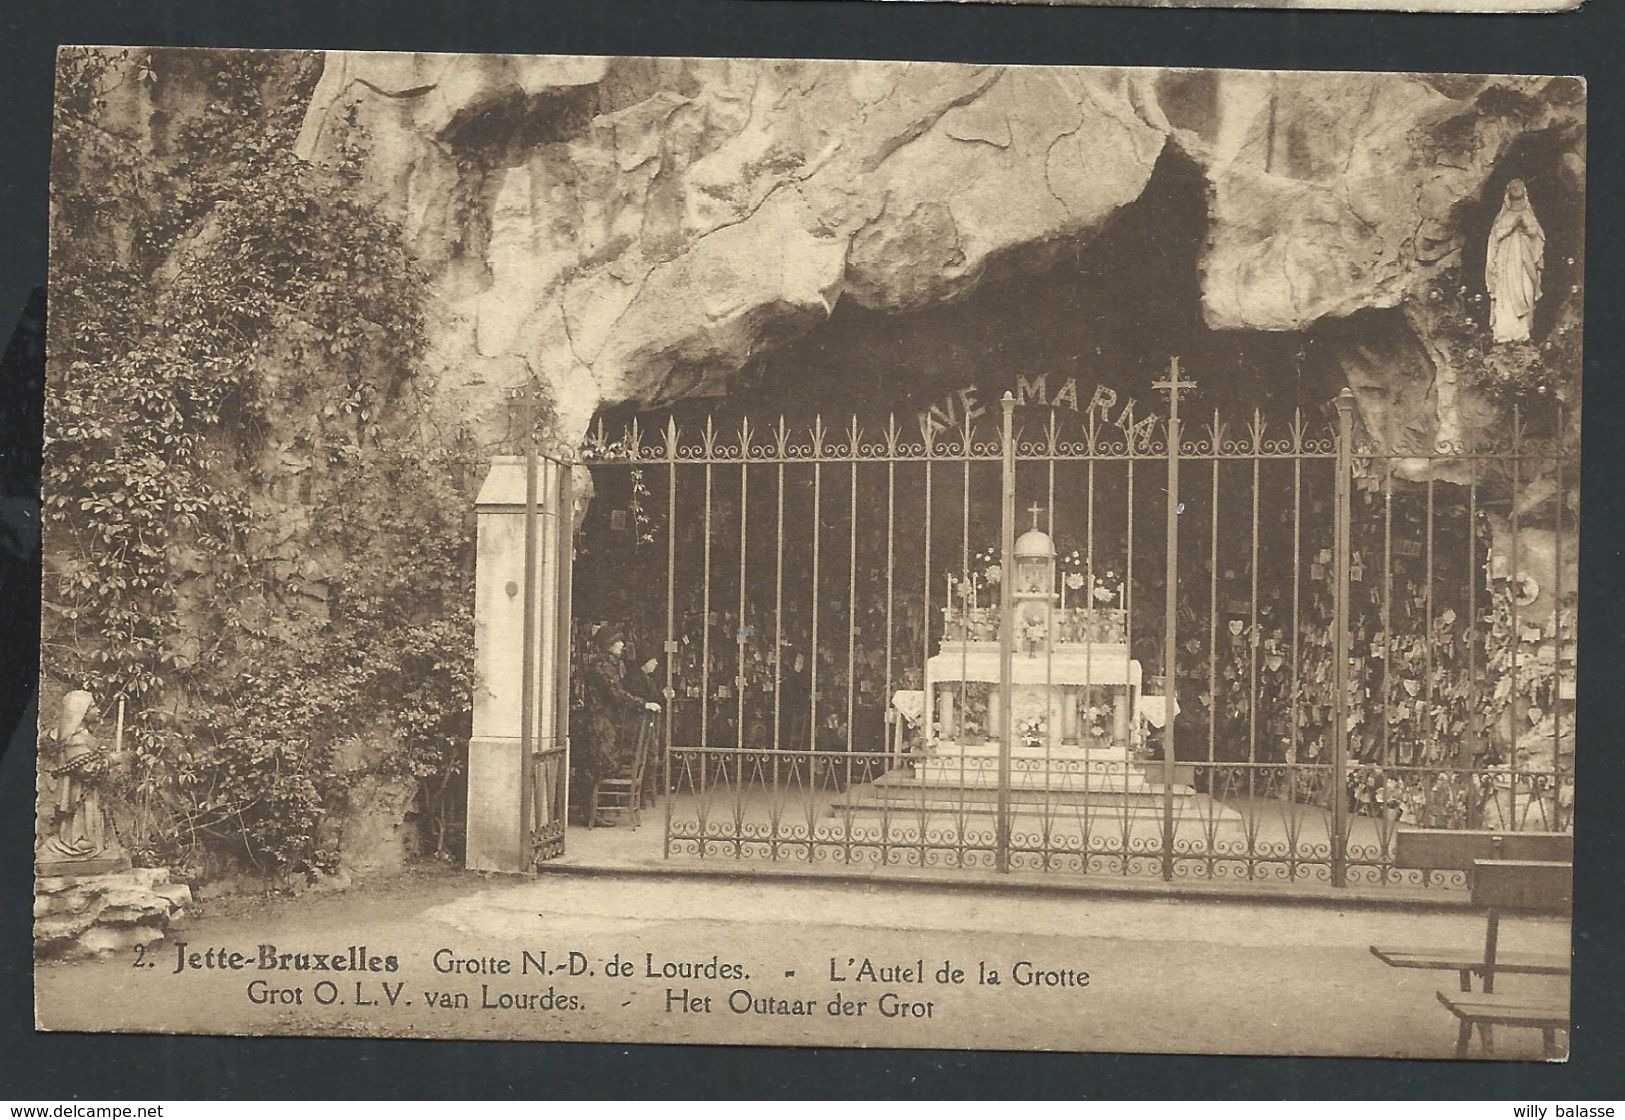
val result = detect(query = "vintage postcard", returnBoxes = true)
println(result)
[36,49,1580,1058]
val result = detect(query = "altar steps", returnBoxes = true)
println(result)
[846,786,1201,814]
[820,788,1246,843]
[895,746,1200,796]
[828,793,1244,825]
[895,766,1197,796]
[828,769,1247,831]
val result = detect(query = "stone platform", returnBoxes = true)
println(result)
[34,866,192,960]
[827,743,1247,833]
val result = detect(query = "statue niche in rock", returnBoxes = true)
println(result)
[36,690,131,877]
[1485,178,1546,344]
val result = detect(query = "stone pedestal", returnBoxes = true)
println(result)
[34,866,192,960]
[35,853,131,879]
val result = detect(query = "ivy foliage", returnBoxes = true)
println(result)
[45,48,478,877]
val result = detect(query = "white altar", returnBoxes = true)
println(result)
[843,516,1242,836]
[919,522,1144,782]
[925,643,1141,749]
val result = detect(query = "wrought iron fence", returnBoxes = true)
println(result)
[515,448,574,868]
[530,735,569,864]
[575,370,1576,888]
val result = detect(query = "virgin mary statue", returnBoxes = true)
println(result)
[1485,178,1545,343]
[37,690,126,869]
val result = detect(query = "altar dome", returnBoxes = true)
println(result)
[1015,529,1055,558]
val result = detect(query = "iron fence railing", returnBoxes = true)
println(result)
[657,749,1568,886]
[529,735,569,864]
[576,367,1576,888]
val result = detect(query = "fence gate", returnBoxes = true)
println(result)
[574,360,1575,888]
[523,451,574,867]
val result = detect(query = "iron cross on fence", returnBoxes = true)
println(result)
[1151,356,1197,427]
[1149,356,1193,882]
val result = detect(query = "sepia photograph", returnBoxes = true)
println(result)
[33,48,1581,1060]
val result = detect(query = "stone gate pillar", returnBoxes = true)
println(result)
[467,455,564,873]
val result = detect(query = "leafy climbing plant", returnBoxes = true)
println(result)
[44,48,481,878]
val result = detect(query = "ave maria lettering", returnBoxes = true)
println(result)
[916,375,1162,449]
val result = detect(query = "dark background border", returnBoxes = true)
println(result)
[2,0,1622,1100]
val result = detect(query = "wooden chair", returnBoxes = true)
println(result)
[591,715,656,829]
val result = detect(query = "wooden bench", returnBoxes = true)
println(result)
[1436,990,1568,1059]
[1379,853,1573,1059]
[1370,831,1573,992]
[1370,944,1569,991]
[1433,857,1571,1058]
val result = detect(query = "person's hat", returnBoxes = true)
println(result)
[57,690,93,741]
[595,627,625,651]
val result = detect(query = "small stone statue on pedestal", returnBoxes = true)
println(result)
[36,690,130,877]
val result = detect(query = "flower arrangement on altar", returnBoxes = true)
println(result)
[1056,547,1123,612]
[1020,615,1048,654]
[956,546,1127,606]
[1347,764,1408,821]
[943,549,1002,639]
[1016,713,1046,749]
[945,543,1137,645]
[972,545,1001,588]
[1082,702,1111,743]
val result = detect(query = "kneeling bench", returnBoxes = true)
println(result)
[1370,832,1572,994]
[1435,990,1568,1059]
[1370,946,1568,993]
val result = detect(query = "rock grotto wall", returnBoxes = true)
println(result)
[41,53,1584,888]
[294,56,1583,451]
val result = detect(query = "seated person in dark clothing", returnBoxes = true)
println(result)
[629,653,663,706]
